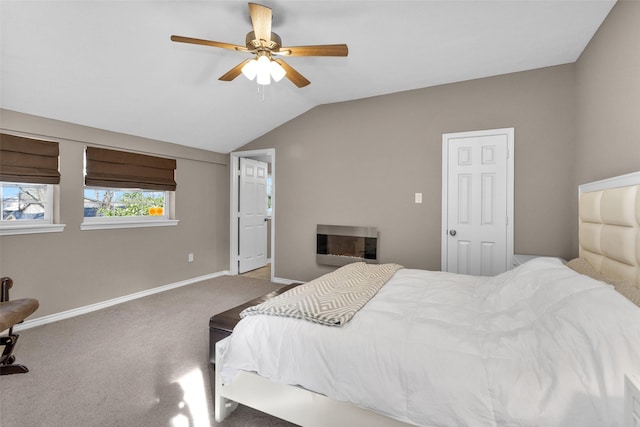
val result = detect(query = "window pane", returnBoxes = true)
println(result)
[145,191,165,216]
[267,174,273,212]
[84,188,166,218]
[1,183,48,221]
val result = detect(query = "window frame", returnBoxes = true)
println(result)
[81,186,178,231]
[0,182,65,236]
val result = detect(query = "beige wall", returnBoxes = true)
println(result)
[575,0,640,185]
[241,1,639,283]
[569,0,640,256]
[0,109,230,318]
[241,65,577,282]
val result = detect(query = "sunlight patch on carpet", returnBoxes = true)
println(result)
[172,367,211,427]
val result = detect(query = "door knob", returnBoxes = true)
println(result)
[449,229,457,236]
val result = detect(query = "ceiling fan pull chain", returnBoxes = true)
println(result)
[257,83,266,102]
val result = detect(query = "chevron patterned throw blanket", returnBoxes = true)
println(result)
[240,262,404,327]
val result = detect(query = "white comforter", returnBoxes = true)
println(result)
[220,258,640,426]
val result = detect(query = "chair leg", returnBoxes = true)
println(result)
[0,364,29,375]
[0,332,30,375]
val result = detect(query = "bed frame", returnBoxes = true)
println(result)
[215,171,640,426]
[578,171,640,427]
[214,338,412,426]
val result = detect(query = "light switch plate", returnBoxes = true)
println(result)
[415,193,423,204]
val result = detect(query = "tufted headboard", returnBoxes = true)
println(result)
[579,171,640,289]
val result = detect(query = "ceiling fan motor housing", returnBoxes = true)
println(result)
[246,31,282,53]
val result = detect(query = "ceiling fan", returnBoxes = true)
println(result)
[170,2,348,88]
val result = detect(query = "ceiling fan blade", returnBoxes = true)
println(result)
[248,3,272,45]
[278,44,349,57]
[274,59,310,88]
[171,35,248,52]
[219,59,252,81]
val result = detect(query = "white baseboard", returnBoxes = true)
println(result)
[16,270,231,331]
[272,276,304,285]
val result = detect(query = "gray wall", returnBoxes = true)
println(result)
[241,64,577,282]
[569,0,640,255]
[0,110,230,318]
[575,0,640,185]
[241,0,639,283]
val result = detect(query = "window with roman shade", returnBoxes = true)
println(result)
[0,133,65,235]
[84,147,176,191]
[0,133,60,184]
[81,147,179,230]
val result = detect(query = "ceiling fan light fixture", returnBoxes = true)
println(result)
[269,60,286,82]
[241,59,258,80]
[256,55,271,85]
[241,55,285,85]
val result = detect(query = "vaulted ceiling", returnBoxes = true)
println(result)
[0,1,616,154]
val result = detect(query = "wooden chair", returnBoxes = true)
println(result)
[0,277,39,375]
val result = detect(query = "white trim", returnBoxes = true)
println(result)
[15,270,230,331]
[272,276,303,285]
[80,218,179,230]
[0,223,66,236]
[230,148,276,281]
[579,171,640,195]
[230,155,239,275]
[441,127,515,273]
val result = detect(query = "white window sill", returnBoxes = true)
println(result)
[81,218,179,231]
[0,223,66,236]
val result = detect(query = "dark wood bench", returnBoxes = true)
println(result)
[209,283,300,365]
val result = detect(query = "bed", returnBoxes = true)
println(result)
[215,171,640,427]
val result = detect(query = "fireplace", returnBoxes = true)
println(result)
[316,224,378,266]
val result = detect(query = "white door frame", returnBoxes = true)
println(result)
[441,128,514,273]
[230,148,275,280]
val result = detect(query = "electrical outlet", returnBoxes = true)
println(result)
[415,192,423,204]
[188,253,194,263]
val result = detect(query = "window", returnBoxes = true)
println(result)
[0,182,63,235]
[1,182,52,222]
[81,147,178,230]
[83,188,167,218]
[0,133,64,235]
[266,173,273,216]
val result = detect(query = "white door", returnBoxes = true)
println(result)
[239,158,268,273]
[441,128,514,276]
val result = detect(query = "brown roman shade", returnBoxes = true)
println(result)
[0,133,61,185]
[85,147,176,191]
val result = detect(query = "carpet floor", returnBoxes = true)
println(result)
[0,275,298,427]
[240,264,271,281]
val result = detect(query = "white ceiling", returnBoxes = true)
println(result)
[0,1,615,154]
